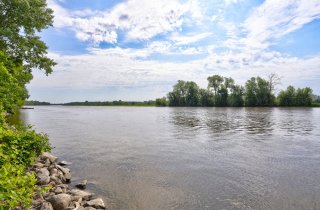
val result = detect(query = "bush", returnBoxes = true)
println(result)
[0,108,51,208]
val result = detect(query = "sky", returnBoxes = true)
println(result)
[28,0,320,103]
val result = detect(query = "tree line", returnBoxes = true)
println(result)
[156,74,314,107]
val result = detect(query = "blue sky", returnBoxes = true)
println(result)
[28,0,320,103]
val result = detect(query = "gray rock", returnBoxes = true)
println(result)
[75,180,87,190]
[64,172,72,183]
[37,174,50,185]
[69,189,93,201]
[56,165,70,175]
[41,152,58,163]
[85,198,105,209]
[40,202,54,210]
[48,194,71,210]
[33,162,44,168]
[38,168,50,176]
[50,168,58,176]
[44,158,51,167]
[54,187,63,194]
[50,175,62,185]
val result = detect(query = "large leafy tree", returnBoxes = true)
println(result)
[0,0,55,113]
[0,0,55,75]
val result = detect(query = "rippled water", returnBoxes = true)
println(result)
[20,106,320,210]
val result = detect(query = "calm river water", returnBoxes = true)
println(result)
[20,106,320,210]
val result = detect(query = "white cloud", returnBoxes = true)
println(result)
[243,0,320,49]
[224,0,243,5]
[47,0,203,44]
[170,32,212,45]
[36,0,320,100]
[30,45,320,95]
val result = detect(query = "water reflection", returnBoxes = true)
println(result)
[276,108,314,136]
[20,106,320,210]
[244,108,274,135]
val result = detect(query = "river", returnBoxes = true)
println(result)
[20,106,320,210]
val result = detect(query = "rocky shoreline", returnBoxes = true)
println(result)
[29,152,106,210]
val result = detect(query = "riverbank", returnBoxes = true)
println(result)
[29,152,106,210]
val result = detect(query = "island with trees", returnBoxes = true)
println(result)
[155,74,318,107]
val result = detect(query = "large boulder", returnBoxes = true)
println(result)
[48,194,72,210]
[37,174,50,185]
[41,152,58,163]
[69,189,93,201]
[37,168,50,185]
[56,165,70,175]
[85,198,105,209]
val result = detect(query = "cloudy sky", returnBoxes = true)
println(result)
[29,0,320,103]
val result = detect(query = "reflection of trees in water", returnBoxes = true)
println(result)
[169,108,315,138]
[170,108,202,129]
[277,108,314,136]
[244,108,274,135]
[204,108,245,134]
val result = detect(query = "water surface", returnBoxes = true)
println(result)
[21,106,320,210]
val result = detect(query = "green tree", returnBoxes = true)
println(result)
[228,85,244,107]
[167,80,200,106]
[244,77,257,106]
[185,81,200,106]
[277,86,296,106]
[0,53,27,113]
[244,77,274,106]
[0,0,55,75]
[295,87,313,106]
[199,89,214,107]
[155,97,168,106]
[256,77,274,106]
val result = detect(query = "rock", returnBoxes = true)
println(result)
[54,187,63,194]
[40,202,54,210]
[41,152,58,163]
[50,168,58,176]
[37,173,50,185]
[56,165,70,175]
[33,162,44,168]
[69,189,93,201]
[64,172,72,183]
[71,196,83,202]
[85,198,105,209]
[84,207,96,210]
[44,158,51,167]
[48,194,71,210]
[38,168,50,176]
[50,175,62,185]
[75,180,87,189]
[58,161,71,166]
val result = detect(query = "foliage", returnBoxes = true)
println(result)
[0,163,37,208]
[277,86,313,106]
[155,97,168,106]
[228,85,244,107]
[0,110,51,208]
[0,0,55,75]
[199,89,214,107]
[244,77,274,106]
[25,100,51,106]
[0,54,28,113]
[0,1,54,208]
[167,80,200,106]
[164,74,312,107]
